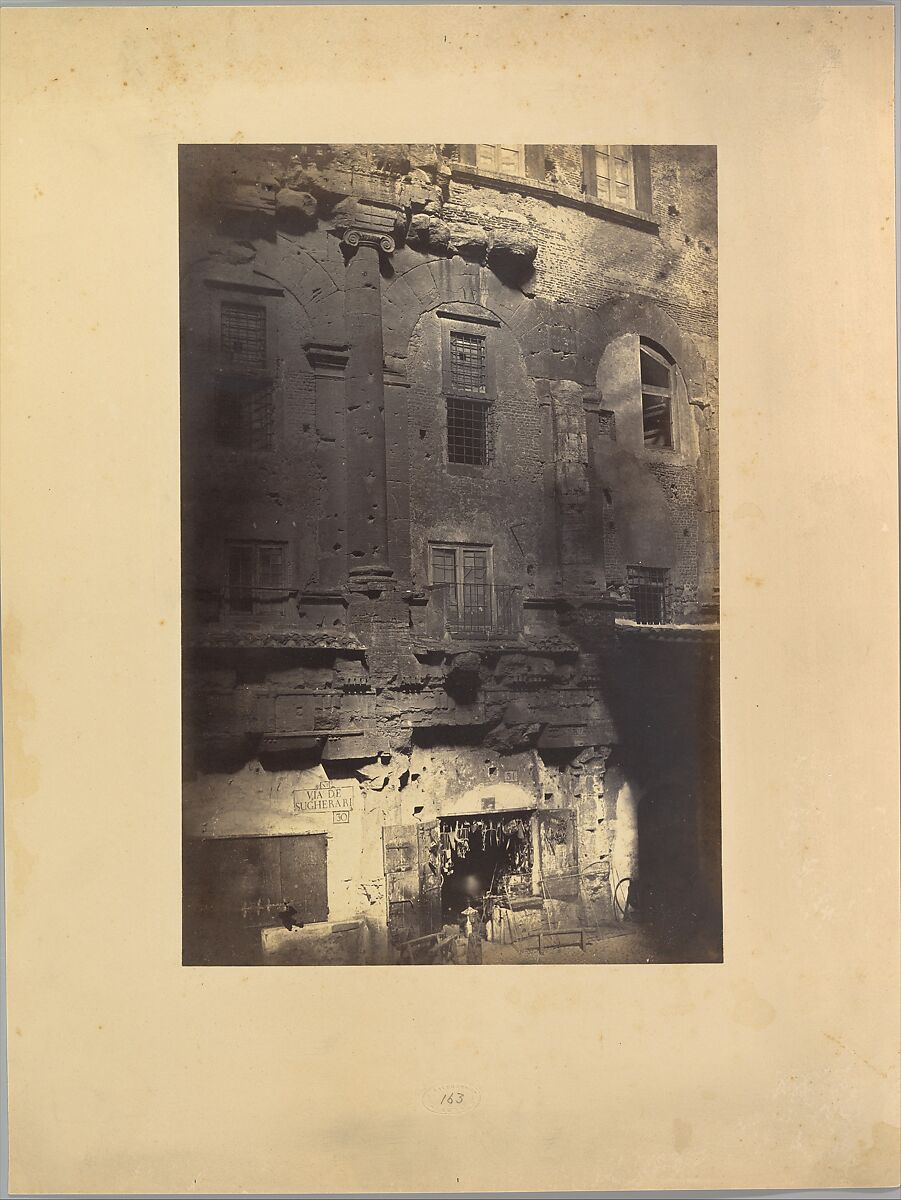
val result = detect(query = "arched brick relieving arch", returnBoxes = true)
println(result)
[181,239,349,351]
[381,256,535,367]
[586,296,708,402]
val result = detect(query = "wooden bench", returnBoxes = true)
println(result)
[536,928,586,954]
[397,930,457,965]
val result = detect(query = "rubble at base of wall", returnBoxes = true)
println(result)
[260,919,371,965]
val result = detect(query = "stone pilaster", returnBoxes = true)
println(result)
[306,343,350,588]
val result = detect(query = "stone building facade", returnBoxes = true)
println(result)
[179,143,720,965]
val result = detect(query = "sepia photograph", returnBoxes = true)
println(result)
[4,5,898,1193]
[180,142,721,967]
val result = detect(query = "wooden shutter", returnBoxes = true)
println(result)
[476,144,498,173]
[524,144,545,181]
[538,809,580,900]
[279,834,328,923]
[185,834,328,923]
[632,146,653,215]
[418,820,443,936]
[581,145,598,196]
[457,144,477,167]
[383,824,421,945]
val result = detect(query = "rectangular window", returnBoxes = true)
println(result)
[226,540,286,615]
[430,544,494,636]
[449,330,487,396]
[216,378,275,451]
[595,145,635,207]
[447,396,490,466]
[476,144,524,176]
[221,302,267,371]
[640,341,674,448]
[627,565,670,625]
[443,327,494,467]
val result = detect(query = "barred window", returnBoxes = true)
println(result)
[221,302,267,371]
[216,379,275,451]
[447,396,490,466]
[449,331,487,396]
[226,541,286,615]
[628,565,670,625]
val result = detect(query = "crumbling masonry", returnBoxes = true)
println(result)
[180,144,721,965]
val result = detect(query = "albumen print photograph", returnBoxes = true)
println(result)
[180,143,720,967]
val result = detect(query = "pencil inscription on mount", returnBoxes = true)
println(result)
[179,143,721,967]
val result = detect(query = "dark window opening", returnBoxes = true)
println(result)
[221,302,267,371]
[216,378,275,451]
[628,565,670,625]
[447,396,490,466]
[226,540,286,616]
[639,340,675,448]
[598,409,617,440]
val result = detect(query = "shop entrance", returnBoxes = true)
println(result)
[439,811,534,921]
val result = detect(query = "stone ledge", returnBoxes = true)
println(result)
[186,628,364,651]
[412,634,581,657]
[614,620,720,644]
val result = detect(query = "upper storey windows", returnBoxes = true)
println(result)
[476,144,525,176]
[447,144,653,220]
[589,145,635,208]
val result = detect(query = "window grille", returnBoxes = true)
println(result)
[226,541,286,615]
[217,380,275,451]
[627,565,670,625]
[447,396,490,466]
[221,302,267,371]
[449,331,487,396]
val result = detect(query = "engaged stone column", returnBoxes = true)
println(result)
[340,200,400,589]
[306,343,350,589]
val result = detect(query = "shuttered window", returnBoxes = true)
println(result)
[454,145,545,180]
[582,145,652,213]
[476,144,524,175]
[594,145,635,207]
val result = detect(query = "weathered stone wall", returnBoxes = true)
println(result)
[179,144,719,953]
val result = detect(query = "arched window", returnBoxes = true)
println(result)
[639,340,675,448]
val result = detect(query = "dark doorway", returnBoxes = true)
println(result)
[439,812,533,921]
